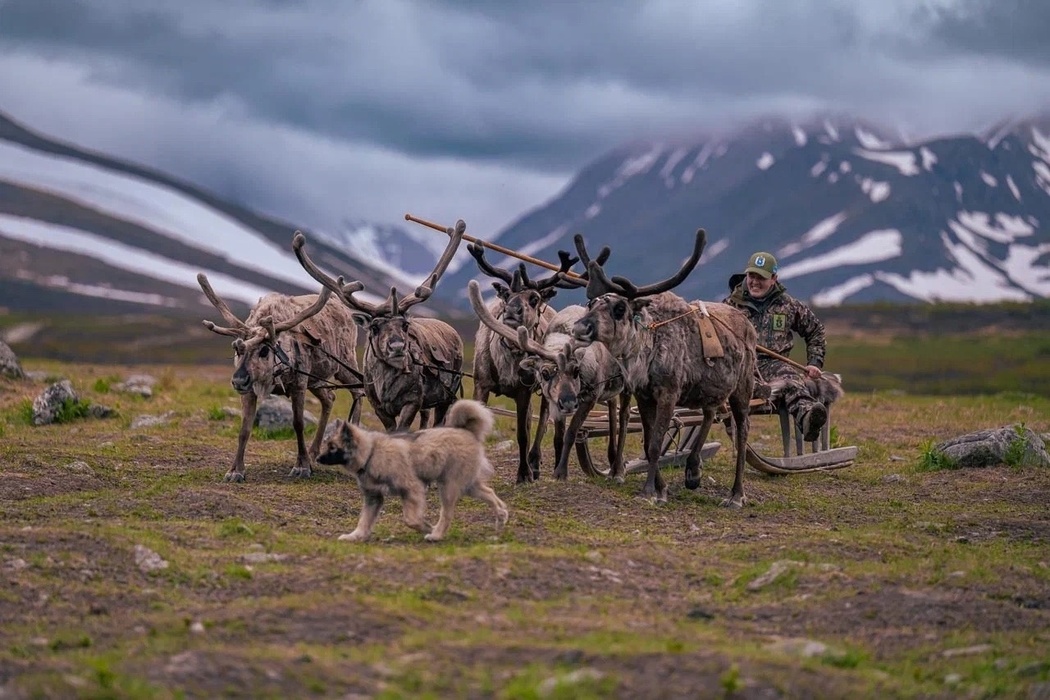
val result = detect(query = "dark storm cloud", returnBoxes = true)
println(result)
[0,0,1048,237]
[1,0,985,172]
[919,0,1050,67]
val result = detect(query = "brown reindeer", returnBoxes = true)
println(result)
[197,273,364,482]
[563,229,758,506]
[293,222,465,432]
[468,280,628,481]
[467,244,581,482]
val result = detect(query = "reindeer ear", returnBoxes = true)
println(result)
[492,282,510,300]
[540,288,559,302]
[519,356,539,374]
[352,313,370,327]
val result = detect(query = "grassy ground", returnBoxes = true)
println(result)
[0,357,1048,699]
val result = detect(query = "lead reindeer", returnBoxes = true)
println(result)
[467,280,628,481]
[467,244,582,482]
[563,229,758,505]
[293,221,465,431]
[198,274,364,482]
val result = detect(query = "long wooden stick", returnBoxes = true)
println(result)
[406,213,817,372]
[405,213,584,279]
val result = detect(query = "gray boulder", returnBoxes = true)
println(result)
[255,396,317,431]
[935,425,1050,469]
[32,380,78,426]
[0,341,24,380]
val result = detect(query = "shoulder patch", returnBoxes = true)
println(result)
[772,313,787,331]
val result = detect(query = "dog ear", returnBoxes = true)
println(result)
[341,421,355,443]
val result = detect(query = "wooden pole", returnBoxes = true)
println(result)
[404,213,583,279]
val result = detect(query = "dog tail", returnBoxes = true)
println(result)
[445,399,494,442]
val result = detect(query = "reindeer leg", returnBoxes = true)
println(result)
[290,388,312,478]
[722,394,750,509]
[417,408,432,430]
[396,402,422,432]
[226,392,258,483]
[635,399,661,499]
[308,386,334,460]
[646,397,675,503]
[684,409,716,490]
[528,395,550,480]
[514,393,534,483]
[347,390,363,426]
[611,392,631,481]
[552,415,568,480]
[561,398,595,480]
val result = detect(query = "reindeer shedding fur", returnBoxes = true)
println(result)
[293,223,466,432]
[197,274,363,483]
[467,246,580,483]
[566,229,758,506]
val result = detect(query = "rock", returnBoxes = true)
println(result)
[131,413,174,429]
[935,425,1050,468]
[133,545,169,573]
[0,340,25,379]
[115,374,157,398]
[31,380,78,426]
[255,395,316,430]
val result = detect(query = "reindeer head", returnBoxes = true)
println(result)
[468,244,579,333]
[520,337,590,419]
[562,229,707,356]
[197,273,334,396]
[293,220,465,372]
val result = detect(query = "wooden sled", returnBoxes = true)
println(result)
[741,399,858,474]
[576,398,857,477]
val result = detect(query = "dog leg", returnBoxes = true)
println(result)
[469,482,509,531]
[425,487,460,542]
[338,491,383,542]
[401,483,433,536]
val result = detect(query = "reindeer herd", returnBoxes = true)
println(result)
[198,220,763,506]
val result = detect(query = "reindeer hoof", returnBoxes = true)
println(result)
[223,471,245,483]
[553,468,568,481]
[719,495,745,509]
[684,473,702,490]
[289,465,312,478]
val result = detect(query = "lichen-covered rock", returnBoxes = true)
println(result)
[0,341,25,379]
[935,425,1050,468]
[32,380,78,426]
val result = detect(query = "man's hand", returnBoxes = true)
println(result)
[804,365,822,379]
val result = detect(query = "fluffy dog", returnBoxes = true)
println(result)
[317,399,509,542]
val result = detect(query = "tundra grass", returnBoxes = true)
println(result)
[0,358,1048,698]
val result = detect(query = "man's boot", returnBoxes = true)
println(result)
[800,403,828,443]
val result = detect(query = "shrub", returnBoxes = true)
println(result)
[916,439,958,471]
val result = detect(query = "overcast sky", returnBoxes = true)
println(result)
[1,0,1049,239]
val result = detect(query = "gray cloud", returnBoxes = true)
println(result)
[1,0,1048,237]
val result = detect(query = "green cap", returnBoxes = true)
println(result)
[745,252,778,279]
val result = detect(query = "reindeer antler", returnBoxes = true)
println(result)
[396,219,465,314]
[270,285,333,335]
[467,280,555,360]
[571,228,706,299]
[516,250,581,291]
[291,231,366,298]
[198,273,249,337]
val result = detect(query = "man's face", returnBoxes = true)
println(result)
[746,271,776,299]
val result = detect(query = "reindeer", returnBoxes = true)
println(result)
[468,280,628,481]
[197,273,364,482]
[293,221,465,432]
[466,243,582,483]
[563,229,758,506]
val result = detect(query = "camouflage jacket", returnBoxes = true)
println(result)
[723,282,826,368]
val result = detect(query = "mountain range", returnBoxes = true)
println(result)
[0,109,1048,324]
[442,113,1050,307]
